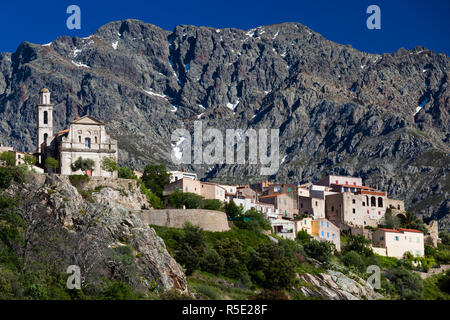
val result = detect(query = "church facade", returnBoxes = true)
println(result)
[36,88,118,177]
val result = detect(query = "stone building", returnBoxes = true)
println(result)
[372,228,424,258]
[36,88,118,177]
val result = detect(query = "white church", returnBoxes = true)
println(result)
[36,88,118,177]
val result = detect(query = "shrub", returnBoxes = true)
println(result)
[69,174,90,189]
[140,184,163,209]
[201,199,224,211]
[70,157,94,174]
[195,284,220,300]
[250,242,296,289]
[296,230,311,245]
[142,164,171,198]
[343,235,373,257]
[224,200,243,219]
[0,167,13,189]
[175,243,200,275]
[101,281,137,300]
[44,157,59,172]
[168,190,203,209]
[118,167,137,180]
[439,231,450,245]
[437,270,450,294]
[23,154,37,166]
[384,266,424,300]
[234,208,271,233]
[200,249,225,275]
[342,251,366,272]
[101,157,118,175]
[214,238,248,279]
[304,239,334,263]
[0,151,16,167]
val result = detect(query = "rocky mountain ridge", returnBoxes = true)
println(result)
[0,19,448,228]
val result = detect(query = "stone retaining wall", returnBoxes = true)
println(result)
[134,209,230,232]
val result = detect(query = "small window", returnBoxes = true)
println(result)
[287,187,292,192]
[85,137,91,148]
[352,208,356,214]
[95,136,98,144]
[43,111,48,124]
[326,222,329,227]
[327,232,329,238]
[315,201,318,206]
[78,136,81,143]
[331,206,334,212]
[363,202,365,206]
[44,133,48,141]
[394,236,399,241]
[321,231,324,237]
[300,203,303,208]
[332,233,335,238]
[321,221,324,227]
[352,199,356,204]
[380,236,384,241]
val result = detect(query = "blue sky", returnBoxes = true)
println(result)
[1,0,449,55]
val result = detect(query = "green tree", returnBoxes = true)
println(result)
[296,230,311,245]
[343,235,373,257]
[235,208,271,233]
[118,167,137,180]
[439,231,450,245]
[182,192,203,209]
[380,211,401,229]
[168,189,184,208]
[0,151,16,167]
[71,157,95,175]
[201,248,225,275]
[250,242,296,289]
[0,167,14,189]
[44,157,59,173]
[342,251,366,272]
[201,199,224,211]
[101,157,118,176]
[224,199,243,219]
[214,238,248,279]
[23,154,37,167]
[142,164,171,198]
[304,239,334,263]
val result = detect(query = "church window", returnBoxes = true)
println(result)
[44,133,48,141]
[43,111,48,124]
[95,136,98,144]
[85,137,91,148]
[78,136,81,143]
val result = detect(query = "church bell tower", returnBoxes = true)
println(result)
[36,88,54,158]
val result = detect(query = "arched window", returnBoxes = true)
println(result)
[94,136,98,144]
[378,197,383,208]
[43,133,48,141]
[397,204,401,210]
[371,196,376,207]
[43,111,48,124]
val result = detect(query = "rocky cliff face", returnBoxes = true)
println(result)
[0,20,448,228]
[5,173,188,294]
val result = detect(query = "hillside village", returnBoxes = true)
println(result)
[162,170,442,260]
[0,88,449,301]
[0,89,442,261]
